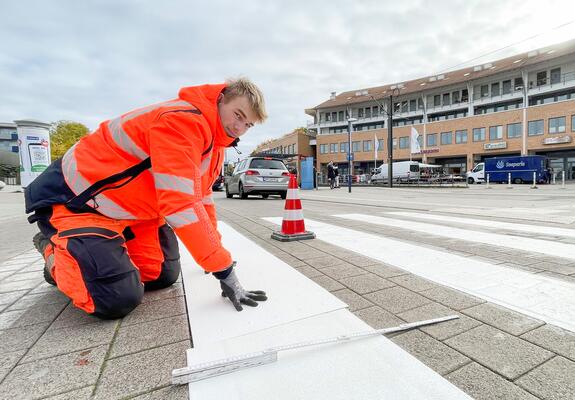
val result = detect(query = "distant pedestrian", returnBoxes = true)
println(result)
[334,165,340,188]
[327,161,335,189]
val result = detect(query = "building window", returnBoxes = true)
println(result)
[324,113,330,122]
[338,111,344,121]
[502,80,511,94]
[489,125,503,140]
[401,101,408,113]
[440,131,452,145]
[572,115,575,132]
[330,143,337,153]
[452,91,460,103]
[462,89,469,102]
[393,138,397,149]
[377,139,384,151]
[442,93,450,106]
[398,137,408,149]
[491,82,500,96]
[331,112,337,122]
[507,123,522,138]
[409,99,417,112]
[433,95,441,107]
[536,71,547,86]
[340,142,349,153]
[549,116,566,134]
[473,127,486,142]
[352,141,361,152]
[528,120,544,136]
[418,98,424,109]
[455,130,467,144]
[550,68,561,84]
[358,108,364,118]
[365,107,372,118]
[373,106,379,117]
[426,133,437,146]
[363,140,373,152]
[481,85,489,97]
[514,77,524,90]
[320,144,328,154]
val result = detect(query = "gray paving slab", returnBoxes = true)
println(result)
[352,306,405,329]
[27,282,59,295]
[331,289,373,311]
[361,263,408,278]
[110,314,190,358]
[521,324,575,361]
[391,330,470,375]
[309,274,345,291]
[388,274,438,292]
[447,362,538,400]
[93,340,190,400]
[530,261,575,275]
[419,286,485,310]
[0,271,15,281]
[43,386,94,400]
[516,356,575,400]
[339,273,396,294]
[120,296,187,326]
[0,301,66,330]
[364,286,432,314]
[537,271,575,284]
[0,349,26,382]
[0,278,43,293]
[21,320,118,363]
[0,345,107,400]
[2,270,43,283]
[445,325,554,380]
[141,283,184,304]
[319,263,367,280]
[461,303,545,336]
[293,264,323,278]
[6,290,69,312]
[302,254,347,269]
[0,290,27,306]
[0,321,52,353]
[130,385,188,399]
[50,303,101,329]
[397,302,482,341]
[337,254,380,267]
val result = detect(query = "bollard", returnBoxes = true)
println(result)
[553,173,556,185]
[562,171,566,189]
[531,171,538,189]
[507,173,513,189]
[486,174,491,189]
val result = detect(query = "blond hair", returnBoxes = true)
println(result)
[223,77,267,123]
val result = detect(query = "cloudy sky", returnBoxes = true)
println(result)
[2,0,575,158]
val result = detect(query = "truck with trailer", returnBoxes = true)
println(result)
[466,155,550,184]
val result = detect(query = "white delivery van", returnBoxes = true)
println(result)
[466,163,485,184]
[371,161,420,183]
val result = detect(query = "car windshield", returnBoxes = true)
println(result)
[249,159,287,170]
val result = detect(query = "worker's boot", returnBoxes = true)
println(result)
[33,232,56,286]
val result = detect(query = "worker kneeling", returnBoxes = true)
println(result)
[25,79,268,319]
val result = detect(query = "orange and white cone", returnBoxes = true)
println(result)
[271,174,316,242]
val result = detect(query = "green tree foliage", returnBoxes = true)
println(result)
[50,121,89,160]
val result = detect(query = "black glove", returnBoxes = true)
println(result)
[217,268,267,311]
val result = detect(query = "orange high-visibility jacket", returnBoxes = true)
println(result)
[61,84,234,272]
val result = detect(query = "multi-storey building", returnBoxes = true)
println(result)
[251,128,316,174]
[306,39,575,180]
[0,122,19,168]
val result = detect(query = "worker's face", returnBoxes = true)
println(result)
[218,94,257,139]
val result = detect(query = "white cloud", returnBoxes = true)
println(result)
[1,0,575,157]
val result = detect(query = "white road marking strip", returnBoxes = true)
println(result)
[336,213,575,260]
[263,217,575,333]
[388,211,575,238]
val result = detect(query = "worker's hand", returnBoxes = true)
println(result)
[217,269,267,311]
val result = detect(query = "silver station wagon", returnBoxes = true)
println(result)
[225,156,290,199]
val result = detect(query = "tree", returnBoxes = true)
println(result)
[50,121,89,160]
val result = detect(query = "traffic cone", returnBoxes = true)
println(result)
[271,174,316,242]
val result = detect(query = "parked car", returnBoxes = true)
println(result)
[225,156,290,199]
[212,174,224,191]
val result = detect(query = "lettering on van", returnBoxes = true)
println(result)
[496,161,526,169]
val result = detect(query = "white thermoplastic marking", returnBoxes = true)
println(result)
[335,213,575,260]
[388,211,575,238]
[263,217,575,332]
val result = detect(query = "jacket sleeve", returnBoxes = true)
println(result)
[149,112,231,272]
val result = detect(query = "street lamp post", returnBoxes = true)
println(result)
[387,93,394,188]
[347,111,357,193]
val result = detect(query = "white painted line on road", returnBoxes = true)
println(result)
[263,217,575,333]
[336,213,575,260]
[387,211,575,238]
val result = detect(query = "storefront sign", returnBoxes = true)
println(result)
[420,148,439,154]
[543,136,571,145]
[484,142,507,150]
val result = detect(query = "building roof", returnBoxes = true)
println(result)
[306,38,575,115]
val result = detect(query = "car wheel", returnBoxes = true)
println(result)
[225,184,233,198]
[261,194,269,199]
[467,177,474,184]
[513,178,523,184]
[280,191,287,199]
[239,183,248,199]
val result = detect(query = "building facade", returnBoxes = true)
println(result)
[251,128,316,175]
[306,39,575,180]
[0,122,19,182]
